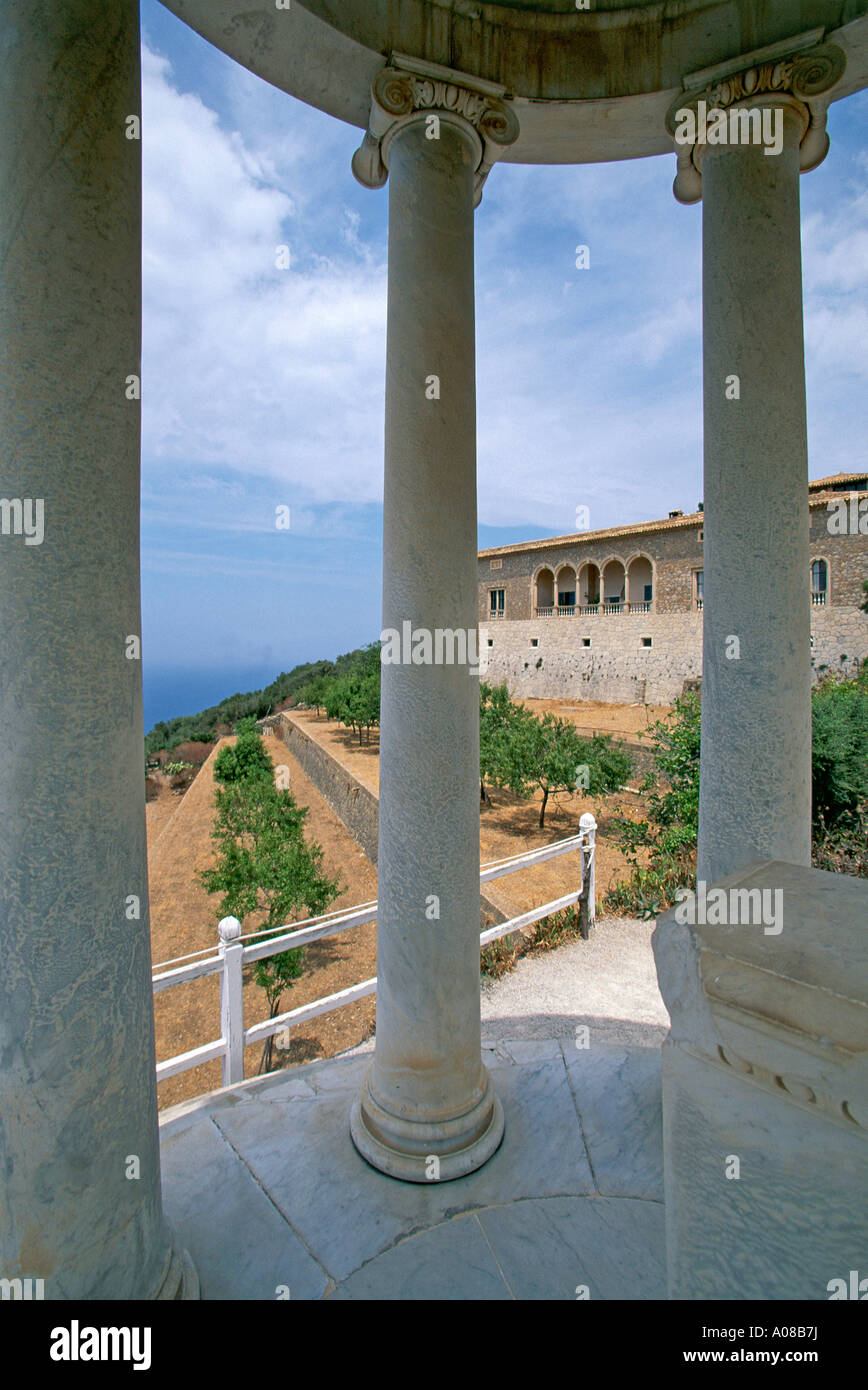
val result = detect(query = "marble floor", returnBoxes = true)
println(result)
[159,1034,667,1300]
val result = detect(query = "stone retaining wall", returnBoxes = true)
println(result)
[483,612,703,704]
[274,714,380,863]
[482,606,868,704]
[272,713,506,927]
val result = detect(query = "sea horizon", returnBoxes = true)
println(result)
[143,663,296,736]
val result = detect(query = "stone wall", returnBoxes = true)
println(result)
[481,606,868,704]
[482,612,704,704]
[274,714,380,863]
[810,606,868,677]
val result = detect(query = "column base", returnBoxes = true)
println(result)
[350,1068,504,1183]
[149,1242,200,1300]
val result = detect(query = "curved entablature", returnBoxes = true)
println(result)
[158,1,868,166]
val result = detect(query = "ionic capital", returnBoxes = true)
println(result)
[665,32,846,204]
[352,53,519,206]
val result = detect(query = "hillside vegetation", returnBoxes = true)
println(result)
[605,658,868,916]
[145,646,373,756]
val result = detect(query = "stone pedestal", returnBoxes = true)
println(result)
[0,0,193,1298]
[653,861,868,1299]
[350,114,504,1182]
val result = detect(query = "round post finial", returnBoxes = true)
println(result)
[218,916,242,943]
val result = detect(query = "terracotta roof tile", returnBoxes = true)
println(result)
[478,477,867,559]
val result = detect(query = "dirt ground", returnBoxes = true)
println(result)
[148,740,379,1110]
[148,699,666,1109]
[520,697,671,740]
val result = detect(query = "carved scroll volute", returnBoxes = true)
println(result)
[665,41,846,204]
[352,62,519,205]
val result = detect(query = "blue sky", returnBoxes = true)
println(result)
[139,2,868,730]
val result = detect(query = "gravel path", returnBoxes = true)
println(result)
[340,914,670,1062]
[480,914,669,1049]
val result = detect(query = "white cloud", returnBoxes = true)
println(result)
[802,153,868,395]
[141,44,387,503]
[141,37,866,542]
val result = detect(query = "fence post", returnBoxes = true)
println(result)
[578,813,597,939]
[218,916,245,1086]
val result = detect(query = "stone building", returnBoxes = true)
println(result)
[479,473,868,703]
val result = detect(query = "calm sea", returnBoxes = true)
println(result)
[143,665,286,736]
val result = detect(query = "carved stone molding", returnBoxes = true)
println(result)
[665,37,846,203]
[654,858,868,1139]
[684,1041,868,1134]
[150,1244,200,1300]
[352,54,519,205]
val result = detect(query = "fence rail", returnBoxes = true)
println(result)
[152,816,597,1088]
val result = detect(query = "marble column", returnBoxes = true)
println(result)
[698,99,811,883]
[667,42,845,884]
[350,66,517,1180]
[0,1,194,1298]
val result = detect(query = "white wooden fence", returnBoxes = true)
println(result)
[152,813,596,1087]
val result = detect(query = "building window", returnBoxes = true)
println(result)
[641,637,652,648]
[582,638,591,647]
[644,584,653,602]
[489,589,505,617]
[530,638,539,647]
[489,558,502,570]
[487,639,494,647]
[811,559,828,606]
[695,570,704,610]
[698,529,703,542]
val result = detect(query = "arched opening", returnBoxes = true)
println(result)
[602,560,626,612]
[535,567,555,615]
[556,564,576,614]
[627,556,653,611]
[811,558,828,606]
[579,562,600,611]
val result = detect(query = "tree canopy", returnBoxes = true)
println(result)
[200,718,340,1073]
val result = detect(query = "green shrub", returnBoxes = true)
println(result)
[606,665,868,916]
[480,905,588,979]
[813,803,868,879]
[212,717,274,786]
[478,684,632,827]
[202,729,340,1074]
[811,663,868,822]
